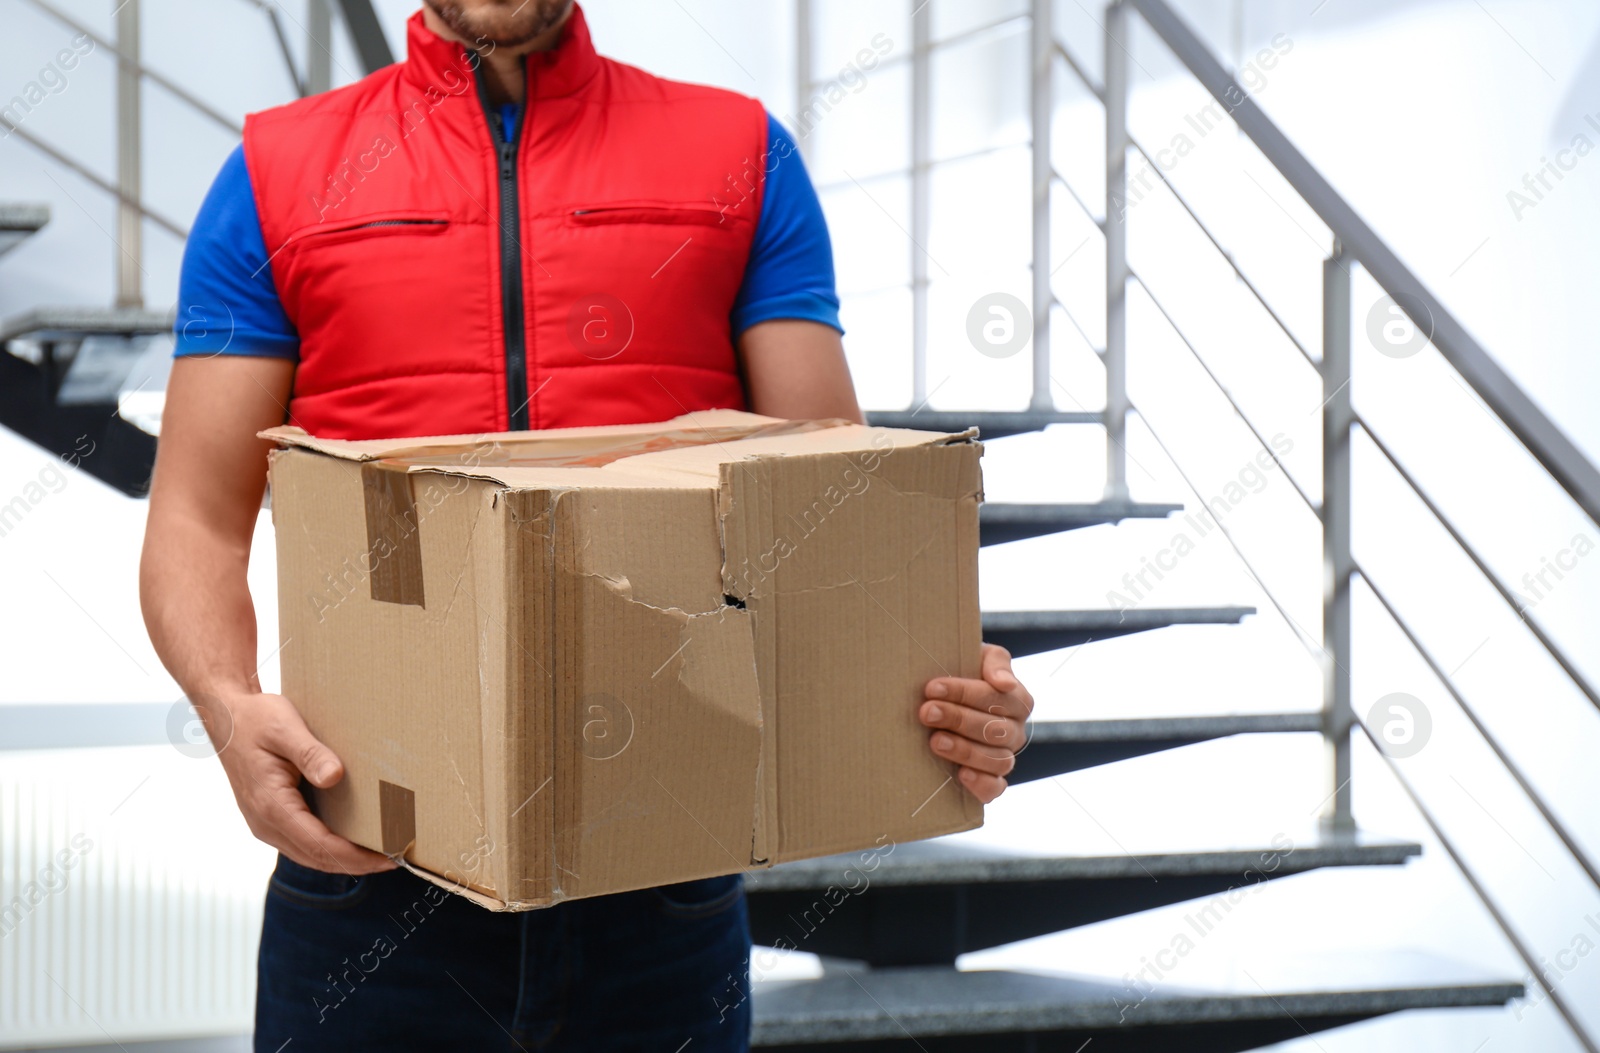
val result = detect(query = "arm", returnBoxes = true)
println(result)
[141,356,393,874]
[739,322,1030,804]
[738,319,863,423]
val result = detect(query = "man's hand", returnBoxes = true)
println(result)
[141,356,391,879]
[919,644,1033,803]
[204,691,395,875]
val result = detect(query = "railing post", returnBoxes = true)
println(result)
[114,0,142,308]
[308,0,334,95]
[910,0,931,406]
[1322,243,1355,833]
[794,0,812,165]
[1102,1,1130,501]
[1029,0,1053,411]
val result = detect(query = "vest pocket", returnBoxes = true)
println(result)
[568,204,731,229]
[285,211,452,250]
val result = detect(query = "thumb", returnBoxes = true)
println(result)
[269,704,345,789]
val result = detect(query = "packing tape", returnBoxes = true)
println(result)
[361,463,427,607]
[378,780,417,857]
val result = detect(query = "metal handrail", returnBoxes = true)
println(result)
[1357,564,1600,890]
[1128,0,1600,529]
[0,116,188,237]
[1354,414,1600,713]
[18,0,244,134]
[1128,274,1320,514]
[1125,137,1318,370]
[1355,711,1600,1053]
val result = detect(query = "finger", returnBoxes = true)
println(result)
[980,643,1019,691]
[926,676,1031,722]
[928,730,1015,776]
[262,705,345,789]
[919,699,1025,751]
[248,772,395,874]
[958,766,1007,804]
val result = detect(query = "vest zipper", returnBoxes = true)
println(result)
[473,60,531,431]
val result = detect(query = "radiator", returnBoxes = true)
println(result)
[0,744,273,1048]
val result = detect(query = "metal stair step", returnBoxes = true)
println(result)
[1012,712,1323,781]
[0,203,50,257]
[981,500,1182,544]
[751,960,1522,1050]
[1,305,173,346]
[983,607,1255,655]
[865,409,1100,440]
[746,834,1418,965]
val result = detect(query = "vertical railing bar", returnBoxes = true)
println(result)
[1029,0,1053,410]
[910,0,932,405]
[1322,243,1355,832]
[308,0,334,96]
[114,0,142,309]
[794,0,812,164]
[1102,1,1130,500]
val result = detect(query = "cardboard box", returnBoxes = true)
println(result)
[264,410,983,910]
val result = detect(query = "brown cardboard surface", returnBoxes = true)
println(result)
[267,411,983,909]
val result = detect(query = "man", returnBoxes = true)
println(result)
[140,2,1033,1049]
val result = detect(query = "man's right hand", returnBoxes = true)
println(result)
[205,690,396,875]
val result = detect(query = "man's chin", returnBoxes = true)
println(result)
[425,0,572,49]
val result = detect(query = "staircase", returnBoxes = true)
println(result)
[5,0,1598,1050]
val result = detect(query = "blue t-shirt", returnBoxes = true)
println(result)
[174,112,840,358]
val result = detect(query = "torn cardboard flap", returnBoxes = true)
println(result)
[268,411,983,909]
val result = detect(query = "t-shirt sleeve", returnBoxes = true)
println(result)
[730,113,843,338]
[173,144,300,359]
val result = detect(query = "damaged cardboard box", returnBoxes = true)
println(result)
[263,409,984,910]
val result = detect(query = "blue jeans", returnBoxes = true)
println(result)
[254,855,752,1052]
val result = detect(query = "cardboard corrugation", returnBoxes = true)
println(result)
[265,411,984,910]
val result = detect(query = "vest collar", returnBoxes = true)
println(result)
[401,3,601,101]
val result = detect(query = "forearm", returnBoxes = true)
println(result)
[140,510,263,703]
[739,320,865,423]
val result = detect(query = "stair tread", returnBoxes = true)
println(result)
[0,202,50,229]
[984,607,1255,626]
[1,305,173,344]
[865,409,1100,438]
[751,959,1522,1041]
[1021,618,1323,722]
[980,501,1184,542]
[1027,711,1323,743]
[748,833,1419,892]
[983,500,1183,519]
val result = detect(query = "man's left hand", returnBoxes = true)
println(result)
[920,643,1034,803]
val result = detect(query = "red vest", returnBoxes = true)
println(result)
[242,6,766,439]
